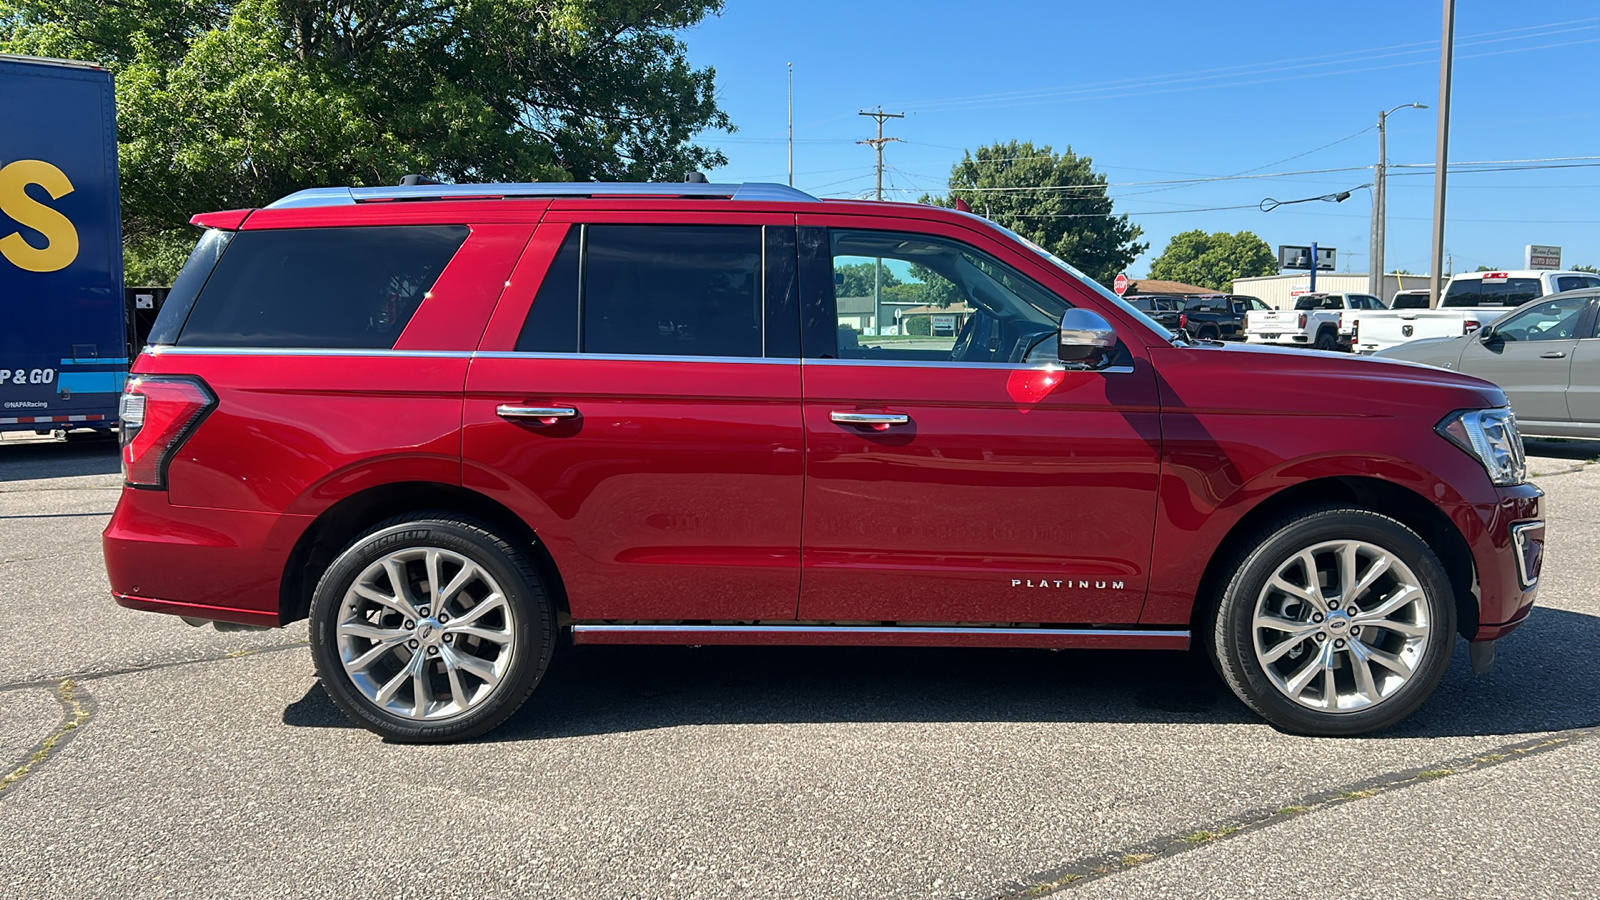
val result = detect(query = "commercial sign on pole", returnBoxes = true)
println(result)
[1525,244,1561,270]
[1277,246,1336,272]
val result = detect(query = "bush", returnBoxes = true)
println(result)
[906,316,931,336]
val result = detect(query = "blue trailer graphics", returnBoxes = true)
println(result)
[0,54,125,433]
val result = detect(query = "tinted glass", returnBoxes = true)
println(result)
[1392,293,1429,309]
[827,230,1070,365]
[1556,275,1600,293]
[147,228,234,345]
[582,225,762,358]
[1481,278,1542,307]
[515,228,580,352]
[1442,279,1482,307]
[763,226,801,358]
[176,226,466,348]
[1493,296,1591,342]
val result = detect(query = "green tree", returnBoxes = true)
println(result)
[922,140,1145,285]
[1,0,733,282]
[1573,264,1599,274]
[1147,230,1277,292]
[834,261,901,298]
[1475,265,1503,272]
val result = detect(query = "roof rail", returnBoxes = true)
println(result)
[264,181,817,209]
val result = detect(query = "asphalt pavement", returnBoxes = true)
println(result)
[1,435,1596,899]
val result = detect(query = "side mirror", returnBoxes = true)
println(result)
[1478,324,1499,344]
[1058,308,1118,369]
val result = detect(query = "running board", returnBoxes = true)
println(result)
[570,624,1189,651]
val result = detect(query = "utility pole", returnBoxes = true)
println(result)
[1429,0,1456,307]
[787,63,794,188]
[1369,103,1428,298]
[858,107,904,335]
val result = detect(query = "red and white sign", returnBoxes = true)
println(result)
[1113,273,1129,296]
[1482,272,1508,283]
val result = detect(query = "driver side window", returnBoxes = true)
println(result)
[1493,296,1592,342]
[827,230,1071,364]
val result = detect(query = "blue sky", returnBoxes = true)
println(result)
[683,1,1600,278]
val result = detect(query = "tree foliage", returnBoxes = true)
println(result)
[1148,229,1276,292]
[1574,264,1599,274]
[922,140,1145,285]
[0,0,733,282]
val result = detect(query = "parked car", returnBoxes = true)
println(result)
[1245,292,1386,351]
[1351,270,1600,355]
[1178,294,1269,341]
[105,178,1544,742]
[1124,294,1184,331]
[1375,288,1600,438]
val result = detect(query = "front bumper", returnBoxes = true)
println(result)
[1466,484,1544,641]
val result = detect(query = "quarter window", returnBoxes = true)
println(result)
[175,226,467,348]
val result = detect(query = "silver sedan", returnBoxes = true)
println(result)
[1375,288,1600,439]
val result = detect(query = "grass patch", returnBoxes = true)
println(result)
[1181,826,1239,844]
[1275,805,1310,816]
[1121,853,1154,867]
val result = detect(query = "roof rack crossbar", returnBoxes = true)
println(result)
[264,181,816,209]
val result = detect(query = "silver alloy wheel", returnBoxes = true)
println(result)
[335,547,517,720]
[1251,539,1430,711]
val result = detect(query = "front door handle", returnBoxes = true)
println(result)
[1540,351,1568,359]
[830,411,910,429]
[497,404,578,425]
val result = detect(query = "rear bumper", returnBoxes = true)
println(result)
[102,487,311,627]
[1465,484,1544,641]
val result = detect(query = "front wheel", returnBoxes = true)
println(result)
[1211,507,1456,736]
[309,514,555,743]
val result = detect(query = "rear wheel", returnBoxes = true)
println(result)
[309,513,554,743]
[1197,326,1220,342]
[1314,329,1339,351]
[1211,507,1456,736]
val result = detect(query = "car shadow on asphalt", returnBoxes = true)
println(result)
[0,438,120,482]
[281,607,1600,742]
[1524,438,1600,460]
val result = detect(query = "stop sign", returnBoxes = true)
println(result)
[1113,273,1129,296]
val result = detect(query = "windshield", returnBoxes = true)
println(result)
[982,219,1176,339]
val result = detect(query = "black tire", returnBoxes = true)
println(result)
[1197,326,1220,342]
[1314,329,1339,351]
[309,513,555,743]
[1210,507,1456,736]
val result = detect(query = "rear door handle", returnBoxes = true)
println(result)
[1540,351,1568,359]
[830,411,910,428]
[497,404,578,424]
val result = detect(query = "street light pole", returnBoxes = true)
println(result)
[1429,0,1457,307]
[1369,103,1428,298]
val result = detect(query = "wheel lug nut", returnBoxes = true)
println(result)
[443,634,453,644]
[404,620,415,630]
[438,613,449,623]
[1312,613,1324,623]
[419,606,430,617]
[1350,626,1361,637]
[1315,633,1327,642]
[1334,638,1346,648]
[408,639,420,649]
[1327,602,1339,611]
[427,646,439,656]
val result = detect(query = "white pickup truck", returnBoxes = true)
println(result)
[1243,292,1386,351]
[1350,269,1600,354]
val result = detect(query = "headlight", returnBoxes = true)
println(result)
[1436,408,1527,486]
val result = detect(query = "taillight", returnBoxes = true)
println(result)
[1179,312,1189,329]
[1352,317,1360,340]
[120,375,215,490]
[1464,319,1481,334]
[1298,312,1307,328]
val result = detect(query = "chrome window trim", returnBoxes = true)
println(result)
[1510,520,1545,589]
[148,346,476,358]
[804,357,1134,374]
[475,351,796,365]
[572,624,1187,640]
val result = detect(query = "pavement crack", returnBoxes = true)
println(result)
[0,641,310,694]
[0,680,95,799]
[990,727,1593,899]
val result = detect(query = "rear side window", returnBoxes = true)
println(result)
[582,225,762,358]
[175,226,467,348]
[1556,275,1600,292]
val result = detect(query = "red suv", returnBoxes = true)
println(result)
[105,179,1545,742]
